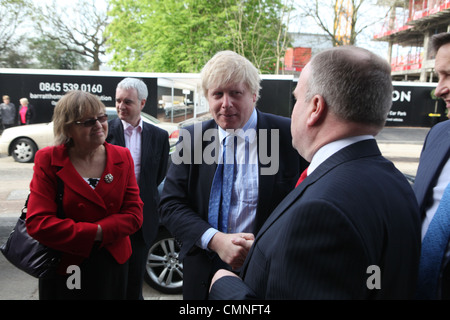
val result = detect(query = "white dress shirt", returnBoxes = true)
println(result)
[122,119,143,183]
[199,109,259,249]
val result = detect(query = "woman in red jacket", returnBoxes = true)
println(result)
[26,90,143,299]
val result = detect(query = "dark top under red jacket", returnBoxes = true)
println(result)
[26,142,143,272]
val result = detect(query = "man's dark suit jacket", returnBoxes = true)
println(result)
[210,139,422,299]
[107,117,169,247]
[159,109,307,299]
[414,119,450,298]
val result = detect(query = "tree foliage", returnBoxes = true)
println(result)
[0,0,29,52]
[106,0,293,74]
[0,0,33,67]
[29,39,90,70]
[224,0,294,74]
[31,0,110,70]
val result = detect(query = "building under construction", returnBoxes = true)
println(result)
[374,0,450,82]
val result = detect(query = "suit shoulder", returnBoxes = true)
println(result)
[143,121,169,137]
[107,117,121,128]
[262,111,291,122]
[180,119,216,134]
[423,119,450,148]
[106,118,121,136]
[34,145,55,164]
[429,119,450,136]
[258,110,291,129]
[104,142,131,159]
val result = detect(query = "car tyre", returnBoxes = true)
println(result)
[144,228,183,294]
[11,138,37,163]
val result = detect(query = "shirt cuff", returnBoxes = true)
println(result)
[197,228,219,250]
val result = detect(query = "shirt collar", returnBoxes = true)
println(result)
[308,135,374,175]
[122,118,143,133]
[218,108,258,144]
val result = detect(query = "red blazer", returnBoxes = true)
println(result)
[26,142,143,272]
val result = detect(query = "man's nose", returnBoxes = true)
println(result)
[435,81,449,98]
[221,93,231,108]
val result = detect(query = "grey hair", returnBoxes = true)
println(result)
[116,78,148,101]
[305,46,393,128]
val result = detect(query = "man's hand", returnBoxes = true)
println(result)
[208,232,254,270]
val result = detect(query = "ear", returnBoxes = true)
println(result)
[307,95,327,126]
[140,99,146,111]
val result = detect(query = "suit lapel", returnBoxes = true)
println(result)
[108,118,126,147]
[255,111,277,231]
[415,126,450,211]
[95,144,125,202]
[201,120,220,192]
[139,123,152,184]
[53,149,107,208]
[52,142,126,210]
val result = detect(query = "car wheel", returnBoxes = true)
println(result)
[11,138,37,163]
[144,228,183,294]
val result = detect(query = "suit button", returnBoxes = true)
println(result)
[78,203,85,209]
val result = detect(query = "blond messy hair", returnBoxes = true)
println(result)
[200,51,261,102]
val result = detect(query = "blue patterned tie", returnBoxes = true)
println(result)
[208,136,236,232]
[417,182,450,299]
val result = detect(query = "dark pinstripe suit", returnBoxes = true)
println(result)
[107,117,169,299]
[160,109,308,299]
[414,120,450,298]
[210,139,421,299]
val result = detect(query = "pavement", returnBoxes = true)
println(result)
[0,155,181,300]
[375,126,429,176]
[0,125,431,300]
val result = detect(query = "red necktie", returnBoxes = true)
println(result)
[295,167,308,188]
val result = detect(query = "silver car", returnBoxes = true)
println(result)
[0,108,179,163]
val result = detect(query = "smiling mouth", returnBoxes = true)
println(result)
[92,129,105,136]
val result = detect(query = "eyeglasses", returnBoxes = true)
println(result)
[75,114,108,127]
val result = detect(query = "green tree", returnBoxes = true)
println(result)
[29,38,90,70]
[0,49,33,68]
[0,0,33,67]
[106,0,292,74]
[224,0,294,74]
[0,0,29,52]
[106,0,230,73]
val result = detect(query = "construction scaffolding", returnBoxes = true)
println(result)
[374,0,450,81]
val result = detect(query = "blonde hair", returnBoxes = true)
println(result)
[53,91,106,146]
[200,51,261,102]
[20,98,29,105]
